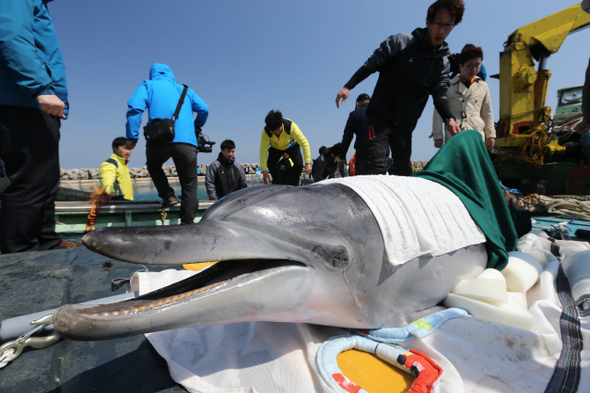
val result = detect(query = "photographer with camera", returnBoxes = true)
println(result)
[126,63,209,224]
[195,127,215,153]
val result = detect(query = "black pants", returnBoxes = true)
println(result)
[146,142,198,224]
[365,114,413,176]
[0,105,62,253]
[354,152,369,176]
[267,145,303,186]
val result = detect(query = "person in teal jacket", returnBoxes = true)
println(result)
[126,63,209,224]
[0,0,69,253]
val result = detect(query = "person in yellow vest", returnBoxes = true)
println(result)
[99,137,134,200]
[259,110,312,186]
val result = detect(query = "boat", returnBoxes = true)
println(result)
[54,199,214,233]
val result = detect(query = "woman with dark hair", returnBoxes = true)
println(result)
[432,44,496,150]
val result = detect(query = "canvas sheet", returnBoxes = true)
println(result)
[136,232,590,393]
[317,175,486,266]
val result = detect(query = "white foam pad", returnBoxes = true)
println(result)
[503,251,543,292]
[451,268,508,306]
[444,293,535,331]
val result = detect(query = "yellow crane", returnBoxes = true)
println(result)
[496,2,590,148]
[491,2,590,195]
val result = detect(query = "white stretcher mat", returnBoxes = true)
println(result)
[137,232,590,393]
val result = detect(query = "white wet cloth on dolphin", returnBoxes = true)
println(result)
[137,232,590,393]
[317,175,486,266]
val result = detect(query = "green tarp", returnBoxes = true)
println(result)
[414,130,531,270]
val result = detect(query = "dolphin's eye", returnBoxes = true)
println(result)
[311,244,350,270]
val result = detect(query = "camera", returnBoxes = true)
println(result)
[195,127,215,153]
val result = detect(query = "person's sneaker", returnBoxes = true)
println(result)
[162,195,178,209]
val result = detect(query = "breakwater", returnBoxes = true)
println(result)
[59,160,430,181]
[60,163,261,181]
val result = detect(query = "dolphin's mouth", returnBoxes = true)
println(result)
[53,259,308,338]
[150,258,305,298]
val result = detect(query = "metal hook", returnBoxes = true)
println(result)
[0,315,61,367]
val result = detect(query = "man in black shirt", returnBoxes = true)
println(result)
[336,0,464,176]
[575,57,590,135]
[340,93,371,175]
[205,139,247,200]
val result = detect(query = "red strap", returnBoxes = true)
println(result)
[403,350,443,393]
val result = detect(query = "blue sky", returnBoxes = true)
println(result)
[48,0,590,169]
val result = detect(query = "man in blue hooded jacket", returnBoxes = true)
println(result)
[0,0,68,253]
[126,63,209,224]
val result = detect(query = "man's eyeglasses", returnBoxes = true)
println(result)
[431,22,454,32]
[463,63,482,70]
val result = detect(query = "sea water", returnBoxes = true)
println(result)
[134,177,265,201]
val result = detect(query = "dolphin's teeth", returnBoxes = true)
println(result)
[76,279,233,321]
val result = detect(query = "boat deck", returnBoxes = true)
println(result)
[0,246,188,392]
[55,200,215,233]
[531,214,590,240]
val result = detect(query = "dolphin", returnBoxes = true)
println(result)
[53,179,488,341]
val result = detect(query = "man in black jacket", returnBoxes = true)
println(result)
[312,143,348,182]
[205,139,247,200]
[575,57,590,135]
[336,0,464,176]
[340,93,371,175]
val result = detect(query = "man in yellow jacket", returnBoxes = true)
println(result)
[259,110,312,186]
[99,137,134,200]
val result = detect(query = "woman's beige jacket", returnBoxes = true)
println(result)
[432,75,495,142]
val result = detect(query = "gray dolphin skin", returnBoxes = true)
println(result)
[53,182,487,341]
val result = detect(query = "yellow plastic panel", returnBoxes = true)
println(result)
[182,261,218,271]
[337,349,414,393]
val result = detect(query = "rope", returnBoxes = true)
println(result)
[503,190,590,221]
[549,194,590,202]
[550,113,584,133]
[518,129,549,166]
[85,187,112,233]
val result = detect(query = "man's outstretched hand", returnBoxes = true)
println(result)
[336,88,350,108]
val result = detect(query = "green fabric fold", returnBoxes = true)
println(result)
[413,130,531,270]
